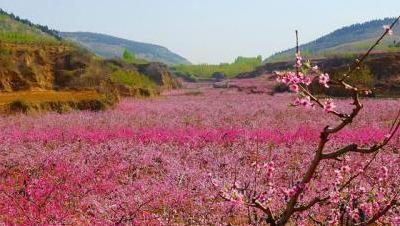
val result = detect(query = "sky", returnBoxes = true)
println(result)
[0,0,398,64]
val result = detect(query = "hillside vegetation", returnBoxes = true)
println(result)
[173,56,262,79]
[61,32,191,65]
[267,17,400,62]
[0,9,60,44]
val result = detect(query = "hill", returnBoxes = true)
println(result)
[266,17,400,63]
[61,32,191,65]
[0,10,180,113]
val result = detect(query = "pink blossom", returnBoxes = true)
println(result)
[329,192,340,204]
[229,190,244,206]
[393,216,400,224]
[383,25,394,35]
[264,161,275,178]
[295,53,302,68]
[350,209,361,221]
[284,186,298,198]
[341,165,351,173]
[289,84,299,93]
[0,84,399,224]
[319,73,330,88]
[378,166,389,182]
[301,75,312,86]
[323,99,336,112]
[293,96,313,108]
[364,90,373,95]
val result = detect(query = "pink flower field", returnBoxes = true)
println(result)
[1,85,400,225]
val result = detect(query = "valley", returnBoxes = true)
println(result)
[1,3,400,226]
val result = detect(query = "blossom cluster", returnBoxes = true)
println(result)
[384,25,394,35]
[275,53,336,112]
[0,87,399,225]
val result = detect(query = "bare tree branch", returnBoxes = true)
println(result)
[340,16,400,81]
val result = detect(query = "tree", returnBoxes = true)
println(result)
[122,49,136,63]
[218,17,400,225]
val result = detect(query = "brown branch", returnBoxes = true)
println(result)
[238,17,400,225]
[275,17,400,225]
[338,151,379,192]
[277,127,329,225]
[389,108,400,134]
[294,196,329,212]
[299,84,348,118]
[251,200,277,226]
[308,214,325,226]
[341,16,400,81]
[326,89,363,135]
[323,116,400,159]
[294,150,380,212]
[295,30,299,56]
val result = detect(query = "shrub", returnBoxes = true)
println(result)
[76,99,107,111]
[273,82,290,93]
[8,99,30,114]
[122,49,135,63]
[173,71,198,82]
[311,64,374,97]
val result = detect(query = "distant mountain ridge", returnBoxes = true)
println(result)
[266,17,400,63]
[61,32,191,65]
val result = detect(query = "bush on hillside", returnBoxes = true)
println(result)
[311,65,374,97]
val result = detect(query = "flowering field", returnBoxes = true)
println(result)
[1,83,400,225]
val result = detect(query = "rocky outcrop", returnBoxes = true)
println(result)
[0,43,91,92]
[138,62,181,89]
[211,72,226,81]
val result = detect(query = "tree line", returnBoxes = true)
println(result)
[173,56,262,78]
[0,8,61,40]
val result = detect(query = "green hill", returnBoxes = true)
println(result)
[61,32,191,65]
[266,17,400,63]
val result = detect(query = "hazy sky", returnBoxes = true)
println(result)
[0,0,398,63]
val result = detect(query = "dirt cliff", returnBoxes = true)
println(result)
[0,42,92,92]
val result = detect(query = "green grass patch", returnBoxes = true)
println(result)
[0,31,58,44]
[110,70,157,89]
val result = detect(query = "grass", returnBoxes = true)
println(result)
[0,13,59,44]
[184,90,203,96]
[110,70,157,89]
[0,90,102,106]
[0,31,59,44]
